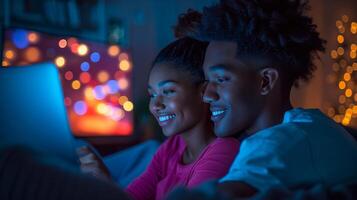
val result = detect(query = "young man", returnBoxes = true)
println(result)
[187,0,357,198]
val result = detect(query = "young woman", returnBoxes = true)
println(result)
[125,30,240,200]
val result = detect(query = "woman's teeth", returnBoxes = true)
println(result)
[159,114,176,122]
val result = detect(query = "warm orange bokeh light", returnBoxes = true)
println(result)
[25,47,41,62]
[108,45,120,57]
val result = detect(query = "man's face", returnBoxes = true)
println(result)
[203,41,265,137]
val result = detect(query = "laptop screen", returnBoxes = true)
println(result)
[1,28,134,137]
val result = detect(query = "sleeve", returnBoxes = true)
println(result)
[219,127,314,192]
[125,140,168,200]
[187,138,240,187]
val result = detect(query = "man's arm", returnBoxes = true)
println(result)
[218,181,257,198]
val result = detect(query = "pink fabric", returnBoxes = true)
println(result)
[125,135,240,200]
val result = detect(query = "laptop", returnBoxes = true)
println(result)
[0,62,79,169]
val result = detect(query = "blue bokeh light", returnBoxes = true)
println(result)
[74,101,87,116]
[107,80,119,94]
[90,52,101,63]
[80,62,90,72]
[12,29,29,49]
[93,86,106,100]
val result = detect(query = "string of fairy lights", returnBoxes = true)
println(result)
[1,29,134,136]
[326,15,357,126]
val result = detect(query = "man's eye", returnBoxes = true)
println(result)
[163,89,175,95]
[216,77,229,83]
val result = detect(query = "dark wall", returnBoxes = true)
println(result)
[105,0,216,104]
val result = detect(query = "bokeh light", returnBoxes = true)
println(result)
[74,101,88,116]
[112,109,125,121]
[5,50,15,60]
[72,80,81,90]
[64,71,74,81]
[58,39,67,48]
[24,47,41,62]
[90,52,100,62]
[67,37,78,46]
[80,72,91,84]
[96,103,108,115]
[330,50,338,59]
[345,89,353,97]
[118,96,128,105]
[343,73,351,81]
[119,53,129,61]
[337,47,344,56]
[71,43,79,53]
[84,87,95,101]
[123,101,134,112]
[119,60,131,71]
[28,32,39,43]
[12,29,29,49]
[351,51,357,59]
[98,70,109,83]
[108,45,120,57]
[2,60,9,67]
[107,80,119,94]
[94,86,106,100]
[118,78,129,90]
[78,44,89,56]
[342,15,349,23]
[351,22,357,34]
[80,61,90,72]
[337,35,344,43]
[55,56,66,68]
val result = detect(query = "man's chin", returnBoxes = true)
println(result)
[214,127,231,138]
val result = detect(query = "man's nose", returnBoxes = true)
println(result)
[203,82,219,103]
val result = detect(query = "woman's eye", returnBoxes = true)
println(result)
[148,93,157,98]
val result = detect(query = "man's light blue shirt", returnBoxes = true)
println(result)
[220,108,357,192]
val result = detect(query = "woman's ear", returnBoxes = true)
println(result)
[259,68,279,95]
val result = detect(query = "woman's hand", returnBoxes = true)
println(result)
[76,146,112,182]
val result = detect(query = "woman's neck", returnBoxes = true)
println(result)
[180,119,216,165]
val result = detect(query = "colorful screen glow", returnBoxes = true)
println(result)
[2,28,133,137]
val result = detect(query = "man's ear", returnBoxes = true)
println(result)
[259,68,279,95]
[199,81,208,98]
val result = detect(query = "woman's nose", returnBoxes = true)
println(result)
[151,96,165,111]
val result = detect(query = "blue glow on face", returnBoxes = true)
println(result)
[93,86,106,100]
[90,52,101,63]
[12,29,29,49]
[74,101,87,116]
[107,80,119,94]
[80,62,90,72]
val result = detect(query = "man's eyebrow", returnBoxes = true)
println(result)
[209,65,232,72]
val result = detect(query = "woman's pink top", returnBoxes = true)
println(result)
[125,135,240,200]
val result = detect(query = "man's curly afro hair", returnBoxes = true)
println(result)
[194,0,326,86]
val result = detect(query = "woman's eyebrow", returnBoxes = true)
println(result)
[158,80,179,87]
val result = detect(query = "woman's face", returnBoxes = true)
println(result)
[148,63,207,137]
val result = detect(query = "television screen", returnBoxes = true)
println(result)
[2,28,133,137]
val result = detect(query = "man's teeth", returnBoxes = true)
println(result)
[212,110,225,116]
[159,115,176,122]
